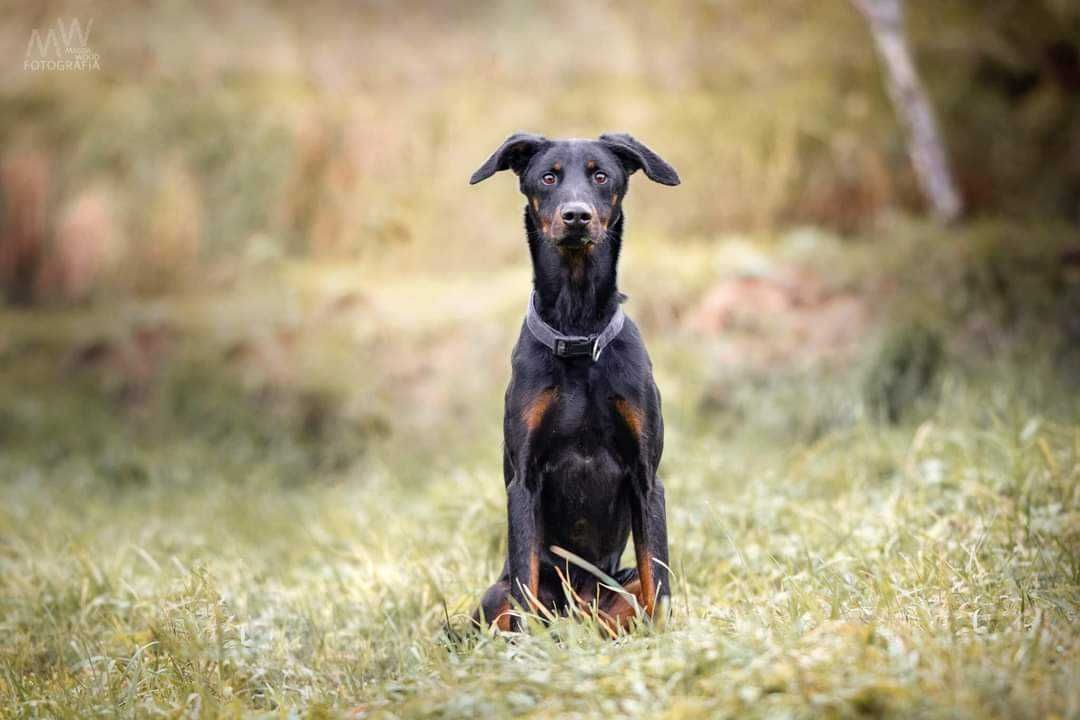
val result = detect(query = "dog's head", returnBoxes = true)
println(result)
[469,133,679,249]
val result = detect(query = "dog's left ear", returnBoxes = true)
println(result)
[599,133,680,186]
[469,132,548,185]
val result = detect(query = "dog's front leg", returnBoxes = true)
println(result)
[502,385,556,631]
[506,469,542,631]
[616,396,671,621]
[630,474,670,620]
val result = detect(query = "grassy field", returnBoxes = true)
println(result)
[2,2,1078,717]
[1,220,1077,718]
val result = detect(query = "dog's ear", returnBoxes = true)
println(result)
[599,133,680,186]
[469,133,548,185]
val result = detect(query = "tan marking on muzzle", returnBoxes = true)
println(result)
[588,209,604,239]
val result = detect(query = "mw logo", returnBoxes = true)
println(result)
[24,18,99,72]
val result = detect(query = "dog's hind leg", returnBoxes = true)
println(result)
[595,568,644,631]
[473,577,513,632]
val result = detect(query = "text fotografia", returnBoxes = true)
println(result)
[25,18,100,72]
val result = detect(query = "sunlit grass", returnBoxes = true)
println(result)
[0,223,1077,717]
[1,375,1076,717]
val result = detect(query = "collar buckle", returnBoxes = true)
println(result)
[554,337,599,359]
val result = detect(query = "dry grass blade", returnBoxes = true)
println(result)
[549,545,643,618]
[553,565,619,640]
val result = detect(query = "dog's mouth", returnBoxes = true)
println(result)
[552,222,602,249]
[555,231,594,250]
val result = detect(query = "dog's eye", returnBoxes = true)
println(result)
[593,171,608,185]
[542,173,557,186]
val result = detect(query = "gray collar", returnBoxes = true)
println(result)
[525,290,625,362]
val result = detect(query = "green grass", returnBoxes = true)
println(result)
[1,224,1078,718]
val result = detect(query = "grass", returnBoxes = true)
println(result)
[3,3,1077,715]
[1,222,1078,718]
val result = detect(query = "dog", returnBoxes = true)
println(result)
[469,133,679,632]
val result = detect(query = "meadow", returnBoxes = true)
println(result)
[2,218,1078,718]
[1,1,1079,718]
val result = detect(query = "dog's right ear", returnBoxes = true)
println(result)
[469,133,548,185]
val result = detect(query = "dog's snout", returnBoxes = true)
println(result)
[560,202,592,227]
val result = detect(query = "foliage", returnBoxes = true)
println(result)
[2,1,1077,302]
[863,320,944,424]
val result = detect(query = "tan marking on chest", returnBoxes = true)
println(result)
[523,388,558,431]
[614,398,645,440]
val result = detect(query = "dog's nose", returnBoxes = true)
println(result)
[560,203,592,227]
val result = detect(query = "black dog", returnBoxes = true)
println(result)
[469,133,679,631]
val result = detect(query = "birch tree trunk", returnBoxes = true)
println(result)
[853,0,963,222]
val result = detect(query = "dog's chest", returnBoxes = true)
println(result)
[534,369,631,559]
[547,372,614,443]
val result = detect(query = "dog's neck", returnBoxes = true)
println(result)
[525,209,625,336]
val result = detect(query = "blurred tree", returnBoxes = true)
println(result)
[854,0,963,222]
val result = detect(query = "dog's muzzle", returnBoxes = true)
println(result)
[554,202,598,247]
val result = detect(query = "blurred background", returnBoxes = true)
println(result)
[0,2,1078,714]
[1,0,1077,453]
